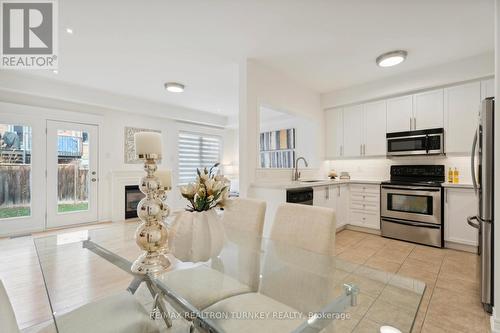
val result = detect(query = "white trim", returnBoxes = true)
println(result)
[492,308,500,333]
[110,170,144,222]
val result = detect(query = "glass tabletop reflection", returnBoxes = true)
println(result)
[33,221,425,333]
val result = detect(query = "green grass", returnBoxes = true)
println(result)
[0,206,30,219]
[58,202,89,213]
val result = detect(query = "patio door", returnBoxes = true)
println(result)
[46,121,98,228]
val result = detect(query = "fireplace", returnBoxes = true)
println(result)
[125,185,142,219]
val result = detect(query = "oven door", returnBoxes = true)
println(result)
[381,185,442,224]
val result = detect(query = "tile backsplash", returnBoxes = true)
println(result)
[328,155,472,183]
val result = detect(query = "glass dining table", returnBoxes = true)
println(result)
[33,221,425,333]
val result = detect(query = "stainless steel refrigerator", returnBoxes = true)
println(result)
[468,97,494,314]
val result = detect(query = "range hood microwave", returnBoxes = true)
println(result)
[386,128,445,156]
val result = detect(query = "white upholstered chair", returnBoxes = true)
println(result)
[221,197,267,236]
[203,203,337,333]
[160,198,266,310]
[0,279,159,333]
[270,202,336,256]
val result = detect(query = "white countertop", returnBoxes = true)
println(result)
[251,178,383,189]
[441,182,474,189]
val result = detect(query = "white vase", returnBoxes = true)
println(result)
[168,209,225,263]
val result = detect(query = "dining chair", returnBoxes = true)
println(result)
[203,204,338,333]
[0,279,20,333]
[270,202,336,255]
[160,198,267,310]
[221,197,267,235]
[0,279,159,333]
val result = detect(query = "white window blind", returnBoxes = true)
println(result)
[178,131,221,184]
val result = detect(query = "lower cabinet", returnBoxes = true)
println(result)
[444,188,478,247]
[313,184,349,229]
[348,184,380,230]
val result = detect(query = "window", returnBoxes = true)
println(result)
[0,124,32,219]
[178,131,221,184]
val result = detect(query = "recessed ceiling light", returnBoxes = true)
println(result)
[376,50,407,67]
[65,28,74,34]
[164,82,185,93]
[52,69,58,74]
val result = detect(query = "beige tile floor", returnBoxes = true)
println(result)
[336,229,491,333]
[0,224,491,333]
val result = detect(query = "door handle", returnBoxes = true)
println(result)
[467,216,480,229]
[471,131,479,195]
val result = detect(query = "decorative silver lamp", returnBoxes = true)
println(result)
[131,132,171,274]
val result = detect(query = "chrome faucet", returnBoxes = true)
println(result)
[293,157,309,181]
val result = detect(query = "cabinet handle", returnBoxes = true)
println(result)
[414,117,417,130]
[338,186,340,196]
[410,118,412,130]
[360,144,362,155]
[363,144,366,156]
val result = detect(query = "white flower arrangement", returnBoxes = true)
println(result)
[180,163,230,212]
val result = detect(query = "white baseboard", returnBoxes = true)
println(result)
[491,308,500,333]
[345,224,381,235]
[444,240,478,253]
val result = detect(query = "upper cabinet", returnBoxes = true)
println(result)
[444,81,481,154]
[325,101,387,158]
[342,105,364,157]
[386,90,444,133]
[386,95,413,133]
[325,78,490,159]
[325,107,343,159]
[413,89,444,130]
[481,78,494,100]
[363,100,387,156]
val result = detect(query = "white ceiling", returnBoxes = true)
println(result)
[22,0,494,116]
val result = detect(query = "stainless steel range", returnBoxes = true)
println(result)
[381,165,444,248]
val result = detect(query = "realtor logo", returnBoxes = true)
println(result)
[1,0,58,69]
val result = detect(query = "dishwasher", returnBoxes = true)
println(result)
[286,187,314,205]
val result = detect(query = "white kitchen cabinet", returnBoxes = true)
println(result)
[481,78,494,100]
[348,184,380,230]
[445,188,478,247]
[386,95,413,133]
[363,100,387,156]
[325,107,343,158]
[313,186,331,208]
[342,105,364,157]
[444,81,481,154]
[335,184,349,228]
[413,89,444,130]
[313,185,348,230]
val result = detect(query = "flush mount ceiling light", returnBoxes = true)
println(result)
[164,82,185,93]
[376,50,408,67]
[65,27,74,34]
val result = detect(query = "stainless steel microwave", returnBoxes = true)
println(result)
[386,128,444,156]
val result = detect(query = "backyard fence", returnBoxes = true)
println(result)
[0,163,88,208]
[58,163,89,203]
[0,164,30,207]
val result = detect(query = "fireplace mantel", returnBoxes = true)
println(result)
[111,170,143,222]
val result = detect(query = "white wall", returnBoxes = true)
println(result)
[321,52,494,109]
[259,109,320,168]
[238,60,323,196]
